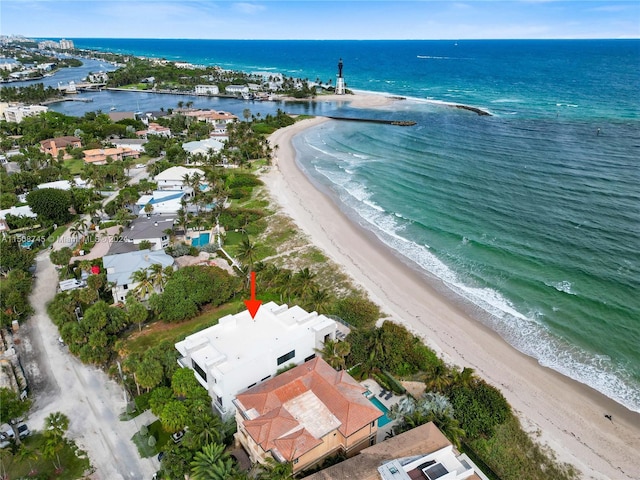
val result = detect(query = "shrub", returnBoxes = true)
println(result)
[382,370,407,395]
[140,424,148,436]
[449,379,511,440]
[147,435,156,447]
[331,295,380,329]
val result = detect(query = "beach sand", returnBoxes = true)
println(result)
[262,101,640,479]
[277,91,398,108]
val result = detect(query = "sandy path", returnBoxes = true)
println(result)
[262,115,640,480]
[13,166,161,479]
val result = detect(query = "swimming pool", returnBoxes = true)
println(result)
[368,396,393,427]
[191,232,210,247]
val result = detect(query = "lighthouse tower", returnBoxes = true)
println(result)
[335,58,346,95]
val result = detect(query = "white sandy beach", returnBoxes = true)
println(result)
[263,105,640,479]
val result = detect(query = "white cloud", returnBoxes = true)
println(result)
[233,2,266,14]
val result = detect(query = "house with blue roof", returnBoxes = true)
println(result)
[135,190,186,216]
[103,249,174,303]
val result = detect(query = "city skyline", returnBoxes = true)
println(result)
[1,1,639,40]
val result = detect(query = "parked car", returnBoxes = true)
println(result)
[16,423,30,439]
[0,423,14,440]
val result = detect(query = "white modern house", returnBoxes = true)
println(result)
[154,166,205,192]
[195,85,220,96]
[1,104,48,123]
[225,85,250,96]
[182,138,225,160]
[103,249,174,303]
[175,302,337,418]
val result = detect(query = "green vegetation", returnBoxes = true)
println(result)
[149,266,241,322]
[1,433,91,479]
[0,83,62,103]
[27,188,73,224]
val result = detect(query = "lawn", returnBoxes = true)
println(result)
[2,433,91,479]
[132,419,171,458]
[64,158,85,175]
[121,300,245,356]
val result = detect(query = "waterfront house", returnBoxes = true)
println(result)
[137,122,172,138]
[225,85,250,96]
[182,138,225,162]
[0,104,48,124]
[174,302,337,419]
[195,85,220,96]
[134,190,186,216]
[154,166,204,193]
[234,357,382,474]
[305,422,487,480]
[119,215,175,251]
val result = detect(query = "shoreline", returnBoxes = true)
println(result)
[262,111,640,479]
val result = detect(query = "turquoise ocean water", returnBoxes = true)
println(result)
[57,39,640,412]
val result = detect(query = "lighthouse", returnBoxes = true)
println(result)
[335,58,346,95]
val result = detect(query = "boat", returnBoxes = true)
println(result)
[110,106,116,111]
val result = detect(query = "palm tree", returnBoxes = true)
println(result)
[70,220,87,244]
[293,267,316,297]
[316,339,351,371]
[257,457,294,480]
[44,411,69,442]
[304,286,332,313]
[424,363,453,393]
[185,414,224,450]
[237,237,258,271]
[190,443,237,480]
[452,366,476,388]
[131,268,154,301]
[148,263,168,292]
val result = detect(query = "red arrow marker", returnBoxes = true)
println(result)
[244,271,262,319]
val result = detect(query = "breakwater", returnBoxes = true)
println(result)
[325,115,417,126]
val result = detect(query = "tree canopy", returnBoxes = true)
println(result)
[27,188,73,224]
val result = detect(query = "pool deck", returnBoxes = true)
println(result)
[360,378,404,441]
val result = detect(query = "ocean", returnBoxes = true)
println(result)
[45,39,640,412]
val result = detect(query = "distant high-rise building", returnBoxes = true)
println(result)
[59,39,74,50]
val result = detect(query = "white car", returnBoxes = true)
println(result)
[16,423,30,439]
[136,163,146,169]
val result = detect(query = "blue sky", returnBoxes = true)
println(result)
[1,1,639,40]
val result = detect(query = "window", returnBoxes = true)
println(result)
[261,375,271,382]
[277,350,295,366]
[247,383,256,389]
[123,284,128,290]
[293,458,299,465]
[192,360,207,383]
[304,354,316,362]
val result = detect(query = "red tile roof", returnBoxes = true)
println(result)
[236,358,382,460]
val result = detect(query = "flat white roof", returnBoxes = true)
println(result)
[175,302,335,374]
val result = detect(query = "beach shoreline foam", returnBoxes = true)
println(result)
[262,102,640,479]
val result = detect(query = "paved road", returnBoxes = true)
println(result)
[13,165,161,479]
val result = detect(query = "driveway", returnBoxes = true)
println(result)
[12,166,162,479]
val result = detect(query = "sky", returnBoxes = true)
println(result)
[1,1,639,40]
